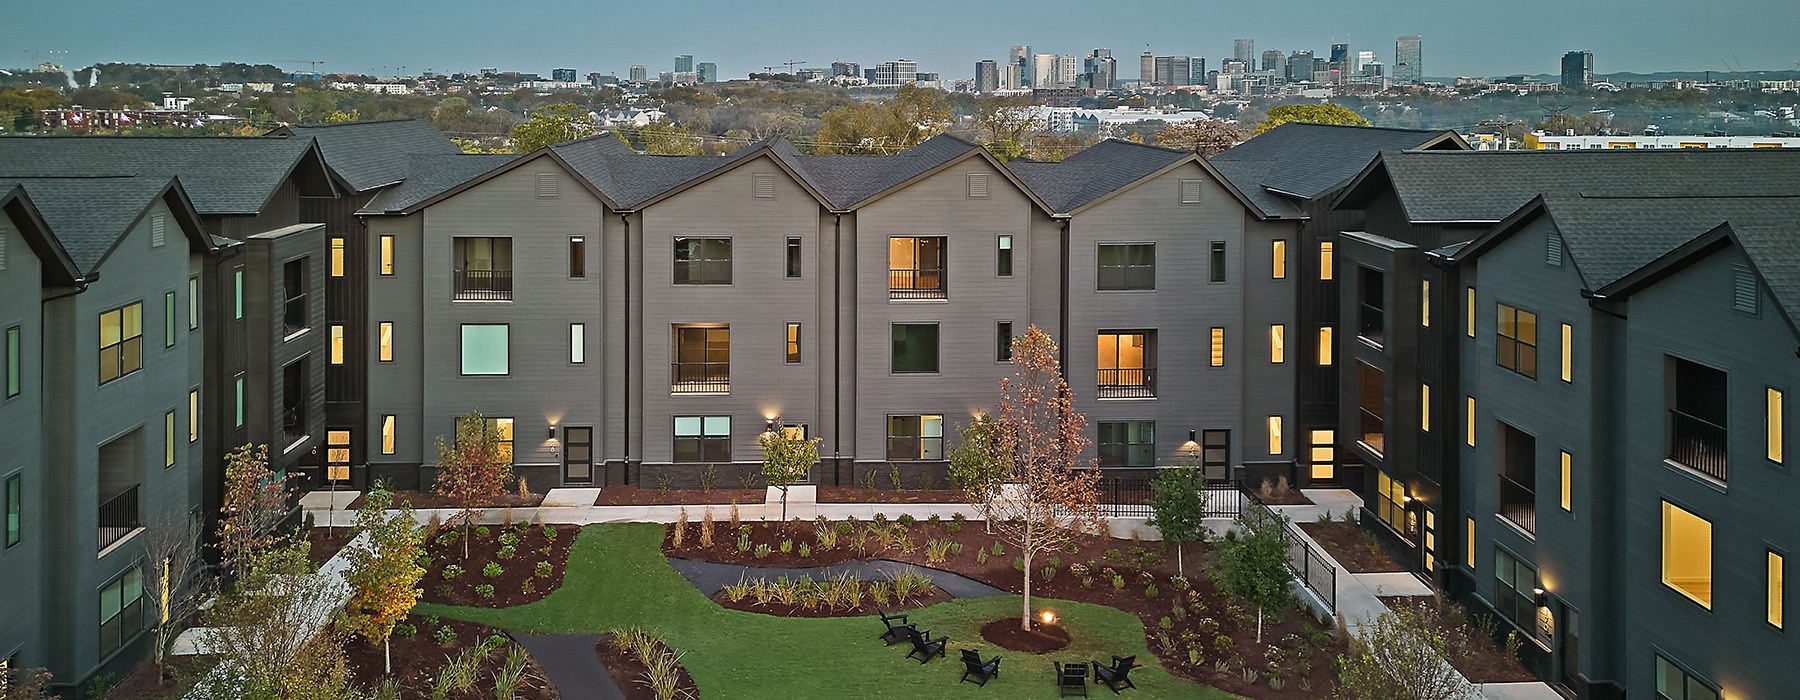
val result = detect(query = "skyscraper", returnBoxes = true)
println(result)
[1154,56,1192,87]
[1286,50,1314,83]
[1262,50,1285,74]
[1055,54,1080,89]
[629,64,647,82]
[875,59,917,85]
[675,55,694,73]
[696,62,716,83]
[1394,35,1422,84]
[830,61,860,78]
[551,68,577,82]
[1084,49,1116,91]
[1354,51,1376,75]
[974,60,999,92]
[1031,54,1057,88]
[1330,43,1350,66]
[1140,51,1155,86]
[1234,39,1254,65]
[1561,50,1593,89]
[1010,45,1031,88]
[1188,57,1207,87]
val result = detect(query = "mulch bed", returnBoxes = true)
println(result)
[307,527,357,565]
[596,636,699,700]
[421,523,577,607]
[980,618,1071,653]
[341,614,558,700]
[347,490,545,510]
[1377,595,1538,683]
[816,486,969,503]
[103,654,219,700]
[1299,521,1406,573]
[664,518,871,567]
[710,585,951,617]
[595,486,764,506]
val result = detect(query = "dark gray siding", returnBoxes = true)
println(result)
[0,212,46,669]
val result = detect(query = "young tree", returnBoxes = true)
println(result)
[142,507,211,685]
[434,410,513,558]
[1337,600,1477,700]
[200,542,359,700]
[1253,103,1371,134]
[987,326,1105,631]
[946,413,1010,534]
[1147,463,1209,576]
[758,427,819,524]
[343,483,425,675]
[217,444,291,577]
[1216,504,1295,642]
[0,660,57,700]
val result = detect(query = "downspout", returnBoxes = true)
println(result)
[1058,218,1071,369]
[832,213,843,485]
[619,212,631,486]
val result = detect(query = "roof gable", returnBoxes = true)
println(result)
[0,176,211,275]
[1211,122,1466,204]
[0,185,81,286]
[0,136,335,215]
[280,119,461,192]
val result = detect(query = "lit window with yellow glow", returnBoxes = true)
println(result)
[1770,550,1785,629]
[379,235,395,275]
[1465,517,1476,569]
[1769,387,1784,464]
[380,415,396,455]
[1559,451,1572,512]
[1420,384,1431,433]
[1210,327,1225,367]
[1421,279,1431,327]
[1465,396,1476,447]
[1309,430,1334,480]
[1269,325,1285,364]
[1266,416,1282,455]
[1661,500,1713,609]
[1465,287,1476,337]
[1560,323,1573,382]
[1271,240,1287,279]
[1317,327,1333,366]
[330,325,345,365]
[378,322,393,362]
[1319,241,1334,281]
[330,237,345,277]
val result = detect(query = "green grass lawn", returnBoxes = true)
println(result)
[420,523,1240,699]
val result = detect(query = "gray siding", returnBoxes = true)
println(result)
[365,215,428,480]
[0,212,46,668]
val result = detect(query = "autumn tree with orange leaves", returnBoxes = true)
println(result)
[434,410,512,558]
[343,482,425,674]
[217,444,291,577]
[987,326,1105,631]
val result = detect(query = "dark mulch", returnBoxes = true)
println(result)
[421,523,577,608]
[347,490,544,510]
[664,518,870,567]
[980,618,1071,653]
[103,654,219,700]
[816,486,969,503]
[1299,521,1406,573]
[341,614,558,700]
[710,585,950,617]
[307,527,357,565]
[1377,595,1538,683]
[595,636,699,700]
[595,485,763,506]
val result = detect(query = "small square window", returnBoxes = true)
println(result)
[460,324,510,375]
[891,323,939,373]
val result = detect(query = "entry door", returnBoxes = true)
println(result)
[1201,430,1230,482]
[563,427,593,484]
[1557,606,1581,690]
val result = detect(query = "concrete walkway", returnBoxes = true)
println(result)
[664,557,1006,598]
[510,633,624,700]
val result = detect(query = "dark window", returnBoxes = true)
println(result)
[282,258,308,336]
[1098,243,1154,290]
[996,321,1013,361]
[1358,363,1385,456]
[1209,241,1226,283]
[281,360,307,447]
[98,302,143,385]
[891,323,939,373]
[1655,656,1718,700]
[674,416,731,462]
[674,237,732,285]
[1497,304,1538,378]
[453,237,513,300]
[1201,430,1229,482]
[1098,421,1155,467]
[569,236,586,278]
[889,237,946,299]
[1498,422,1537,535]
[98,566,144,658]
[5,326,19,397]
[1097,331,1154,397]
[672,325,730,393]
[1493,549,1538,632]
[786,237,802,278]
[1358,266,1385,346]
[886,415,945,460]
[5,474,20,547]
[997,235,1013,277]
[1668,357,1727,481]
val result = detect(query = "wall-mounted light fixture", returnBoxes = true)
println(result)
[548,425,558,440]
[1179,429,1201,458]
[765,417,780,433]
[1533,587,1549,605]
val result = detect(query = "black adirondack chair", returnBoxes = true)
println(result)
[878,609,914,645]
[959,649,1001,686]
[1055,660,1089,696]
[905,627,948,663]
[1091,655,1139,694]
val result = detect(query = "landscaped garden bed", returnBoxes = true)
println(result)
[347,489,545,510]
[102,654,220,700]
[816,485,969,503]
[594,485,763,506]
[421,521,577,607]
[1377,595,1537,683]
[341,614,558,700]
[711,569,949,617]
[596,629,699,700]
[1299,517,1407,573]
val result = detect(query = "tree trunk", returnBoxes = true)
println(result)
[779,486,789,524]
[385,636,392,675]
[1256,606,1264,643]
[1021,548,1034,631]
[1177,541,1185,577]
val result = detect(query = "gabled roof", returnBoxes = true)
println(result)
[0,136,335,215]
[1210,122,1465,203]
[358,153,524,215]
[0,175,212,275]
[276,119,461,192]
[0,184,81,286]
[1005,139,1285,219]
[783,134,998,210]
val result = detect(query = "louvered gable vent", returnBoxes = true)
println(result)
[1545,231,1562,266]
[753,172,776,199]
[1180,179,1203,204]
[536,172,560,199]
[1733,264,1758,314]
[0,231,7,271]
[967,172,989,199]
[151,214,167,248]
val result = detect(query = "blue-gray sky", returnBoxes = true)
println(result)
[4,0,1793,80]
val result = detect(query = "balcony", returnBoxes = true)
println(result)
[98,484,140,551]
[1668,409,1727,481]
[671,362,730,394]
[454,269,513,301]
[1498,475,1536,535]
[282,291,307,337]
[1357,302,1385,346]
[888,268,946,300]
[1097,368,1155,398]
[1358,407,1385,456]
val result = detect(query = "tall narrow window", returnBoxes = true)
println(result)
[1466,287,1476,337]
[996,235,1013,277]
[1560,323,1574,382]
[164,410,176,468]
[1768,387,1784,464]
[329,325,345,365]
[1309,430,1335,480]
[996,321,1013,361]
[569,236,586,278]
[1210,327,1225,367]
[1661,500,1713,609]
[785,323,801,364]
[380,415,396,454]
[786,237,802,278]
[1209,241,1226,283]
[1560,450,1573,512]
[1420,279,1431,327]
[569,323,586,364]
[378,322,394,362]
[1465,517,1476,569]
[98,302,144,385]
[1465,396,1477,447]
[98,566,144,657]
[164,292,176,347]
[4,474,19,547]
[1420,384,1432,432]
[188,276,199,330]
[4,326,18,398]
[1317,326,1333,366]
[234,375,245,428]
[1266,416,1283,455]
[1269,325,1285,364]
[1319,241,1334,281]
[329,237,345,277]
[1770,550,1785,629]
[188,389,199,442]
[379,235,395,275]
[1271,240,1287,279]
[1357,267,1385,346]
[1357,364,1385,456]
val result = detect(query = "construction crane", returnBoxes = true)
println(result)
[277,59,327,77]
[762,59,807,73]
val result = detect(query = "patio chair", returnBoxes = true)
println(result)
[877,609,915,646]
[904,627,947,663]
[959,649,1001,686]
[1055,661,1088,696]
[1091,655,1139,694]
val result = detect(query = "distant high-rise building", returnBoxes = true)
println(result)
[551,68,577,82]
[696,62,716,83]
[1261,50,1284,74]
[1330,43,1350,65]
[1055,55,1080,88]
[1188,57,1207,86]
[875,59,917,85]
[1084,49,1116,90]
[1009,45,1031,88]
[1221,59,1248,75]
[675,55,694,73]
[1003,63,1021,90]
[629,65,647,82]
[1355,51,1376,76]
[831,61,860,77]
[864,68,878,82]
[1394,35,1423,84]
[975,60,1000,92]
[1139,51,1155,85]
[1234,39,1254,65]
[1286,50,1314,82]
[1154,56,1192,86]
[1561,50,1593,89]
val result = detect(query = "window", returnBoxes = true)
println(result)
[1496,304,1538,378]
[1465,396,1477,447]
[569,236,586,278]
[489,417,514,464]
[1375,470,1406,534]
[1269,325,1285,364]
[1768,387,1784,464]
[1209,241,1226,283]
[5,474,20,547]
[672,325,730,392]
[234,375,245,428]
[188,390,198,442]
[1661,500,1713,608]
[1097,243,1154,290]
[281,360,308,446]
[453,237,513,300]
[674,237,732,285]
[1770,550,1785,629]
[1465,287,1476,337]
[1266,416,1283,455]
[891,323,939,374]
[1271,240,1287,279]
[1498,422,1537,535]
[785,323,801,364]
[1420,384,1431,433]
[379,235,395,275]
[1656,655,1719,700]
[378,322,393,362]
[1357,363,1384,456]
[1209,327,1224,367]
[99,566,144,658]
[233,269,243,319]
[1465,517,1476,569]
[1319,241,1334,281]
[570,323,585,364]
[1317,327,1333,366]
[1560,451,1573,512]
[327,431,350,480]
[164,292,176,348]
[1309,429,1335,480]
[187,276,199,330]
[1097,332,1153,397]
[380,415,396,455]
[674,416,731,462]
[1357,267,1385,346]
[996,235,1013,277]
[163,410,176,468]
[889,237,945,298]
[886,415,944,460]
[1097,421,1155,467]
[1668,357,1727,481]
[1493,550,1538,630]
[4,326,18,397]
[1420,279,1431,328]
[99,302,144,384]
[329,325,345,365]
[996,321,1013,361]
[786,237,802,278]
[330,237,345,277]
[1201,430,1230,480]
[460,324,510,375]
[281,259,309,336]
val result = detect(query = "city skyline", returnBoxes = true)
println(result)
[4,0,1795,82]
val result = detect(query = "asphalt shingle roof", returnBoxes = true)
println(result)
[785,134,983,209]
[0,136,318,215]
[1210,122,1461,202]
[358,153,522,214]
[1004,139,1190,213]
[0,175,176,273]
[284,119,461,192]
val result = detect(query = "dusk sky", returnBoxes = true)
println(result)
[5,0,1794,80]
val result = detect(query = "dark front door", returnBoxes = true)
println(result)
[563,427,593,484]
[1202,430,1230,483]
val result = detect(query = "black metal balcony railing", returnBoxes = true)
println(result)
[282,293,307,336]
[1097,368,1155,398]
[888,268,946,299]
[1358,303,1385,346]
[454,269,513,301]
[1358,407,1385,456]
[282,406,306,448]
[98,484,141,551]
[671,361,730,394]
[1498,476,1537,535]
[1669,409,1728,481]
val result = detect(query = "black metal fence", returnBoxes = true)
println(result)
[454,269,513,301]
[1278,515,1338,612]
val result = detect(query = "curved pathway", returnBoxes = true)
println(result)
[664,556,1006,599]
[510,632,625,700]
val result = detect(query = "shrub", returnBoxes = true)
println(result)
[538,545,552,557]
[498,532,520,547]
[1171,575,1191,591]
[737,528,753,552]
[535,561,554,579]
[990,541,1004,556]
[1145,583,1160,598]
[729,504,741,528]
[434,624,458,644]
[395,622,417,638]
[700,509,715,548]
[1112,574,1126,590]
[475,583,495,599]
[1213,634,1234,655]
[436,532,458,548]
[442,564,465,580]
[483,562,503,578]
[1041,565,1058,581]
[1103,548,1124,562]
[1012,557,1026,572]
[947,513,965,534]
[475,525,491,539]
[835,519,856,535]
[433,584,453,599]
[869,580,892,606]
[497,544,517,560]
[975,548,989,565]
[780,539,794,553]
[542,525,558,541]
[754,543,772,559]
[927,513,941,527]
[521,578,536,595]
